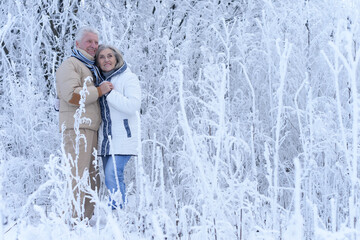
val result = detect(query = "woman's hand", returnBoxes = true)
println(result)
[99,81,113,95]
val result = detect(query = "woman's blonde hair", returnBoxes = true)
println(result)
[95,44,124,70]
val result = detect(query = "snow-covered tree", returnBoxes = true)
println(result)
[1,0,360,239]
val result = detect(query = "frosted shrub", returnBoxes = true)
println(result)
[1,0,360,239]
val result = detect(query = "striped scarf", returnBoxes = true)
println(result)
[71,48,102,86]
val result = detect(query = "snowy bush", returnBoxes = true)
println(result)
[1,0,360,239]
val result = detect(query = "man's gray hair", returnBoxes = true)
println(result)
[75,26,99,42]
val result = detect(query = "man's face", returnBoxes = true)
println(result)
[76,32,99,57]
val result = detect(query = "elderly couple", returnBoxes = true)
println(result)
[56,26,141,223]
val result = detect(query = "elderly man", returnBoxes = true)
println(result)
[56,26,112,222]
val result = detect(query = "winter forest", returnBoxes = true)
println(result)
[0,0,360,239]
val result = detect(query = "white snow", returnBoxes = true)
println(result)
[1,0,360,239]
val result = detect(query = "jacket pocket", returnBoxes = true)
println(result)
[123,119,131,138]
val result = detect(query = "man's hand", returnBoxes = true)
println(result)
[99,81,113,95]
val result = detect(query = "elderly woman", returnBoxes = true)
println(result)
[95,44,141,209]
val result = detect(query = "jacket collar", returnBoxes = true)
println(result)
[76,48,95,61]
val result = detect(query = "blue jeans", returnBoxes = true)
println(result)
[102,155,131,209]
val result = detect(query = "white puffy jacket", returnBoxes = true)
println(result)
[98,67,141,155]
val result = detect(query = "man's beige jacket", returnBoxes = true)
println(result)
[56,48,102,132]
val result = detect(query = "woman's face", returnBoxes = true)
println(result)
[97,48,117,72]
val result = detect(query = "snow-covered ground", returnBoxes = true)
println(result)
[1,0,360,239]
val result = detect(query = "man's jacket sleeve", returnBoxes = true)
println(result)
[56,59,100,106]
